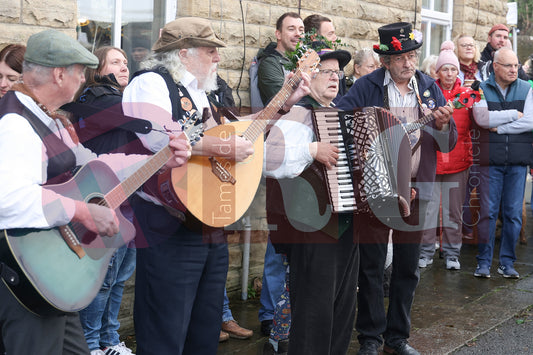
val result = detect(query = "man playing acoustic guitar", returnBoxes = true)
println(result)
[0,30,190,354]
[122,17,311,355]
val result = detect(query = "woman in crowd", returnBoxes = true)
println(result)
[72,46,142,355]
[454,34,482,86]
[420,54,439,80]
[419,41,473,271]
[346,48,379,89]
[0,44,25,98]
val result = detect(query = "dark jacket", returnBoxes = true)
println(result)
[478,43,529,81]
[474,73,533,166]
[257,42,290,105]
[336,67,458,201]
[70,74,149,156]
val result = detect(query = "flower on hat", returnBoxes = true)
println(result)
[373,44,389,51]
[391,37,402,51]
[413,29,423,43]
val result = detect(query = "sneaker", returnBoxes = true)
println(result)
[497,264,520,279]
[103,342,134,355]
[90,351,105,355]
[418,258,433,268]
[474,264,490,278]
[446,257,461,270]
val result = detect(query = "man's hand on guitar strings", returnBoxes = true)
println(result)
[73,201,119,237]
[233,135,254,162]
[166,133,192,168]
[433,105,454,130]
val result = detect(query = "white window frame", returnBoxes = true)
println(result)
[421,0,454,56]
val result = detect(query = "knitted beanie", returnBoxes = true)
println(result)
[435,40,459,72]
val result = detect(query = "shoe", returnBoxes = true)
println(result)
[358,340,380,355]
[498,264,520,279]
[262,339,289,355]
[90,351,105,355]
[222,320,253,339]
[219,330,230,342]
[473,264,491,278]
[446,257,461,270]
[383,341,420,355]
[103,342,134,355]
[260,319,273,336]
[418,258,433,268]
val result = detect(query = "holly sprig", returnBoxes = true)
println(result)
[284,29,347,72]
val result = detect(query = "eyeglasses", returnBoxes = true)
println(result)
[317,69,344,79]
[495,62,520,69]
[459,43,475,49]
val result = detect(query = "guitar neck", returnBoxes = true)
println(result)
[242,71,304,143]
[405,100,454,133]
[104,146,172,209]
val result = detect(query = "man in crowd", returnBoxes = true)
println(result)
[478,24,528,81]
[257,12,304,105]
[337,22,456,355]
[471,47,533,279]
[303,14,337,41]
[122,17,309,355]
[264,42,358,355]
[0,29,189,355]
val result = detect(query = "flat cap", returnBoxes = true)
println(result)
[24,29,98,69]
[152,17,226,53]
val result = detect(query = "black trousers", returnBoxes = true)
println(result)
[0,280,89,354]
[131,197,228,355]
[356,199,426,347]
[286,223,359,355]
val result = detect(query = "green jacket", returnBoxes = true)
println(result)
[257,42,290,105]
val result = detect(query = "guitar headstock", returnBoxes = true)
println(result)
[295,48,320,77]
[178,109,204,146]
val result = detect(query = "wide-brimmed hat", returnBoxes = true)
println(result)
[152,17,226,53]
[24,29,98,69]
[373,22,422,55]
[311,41,351,69]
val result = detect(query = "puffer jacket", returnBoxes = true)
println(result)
[436,78,473,174]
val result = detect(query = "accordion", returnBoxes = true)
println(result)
[312,107,412,217]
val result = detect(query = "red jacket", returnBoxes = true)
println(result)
[436,78,473,174]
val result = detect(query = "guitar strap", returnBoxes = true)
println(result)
[0,262,19,286]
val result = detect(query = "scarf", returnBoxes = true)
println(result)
[12,82,79,144]
[460,62,478,80]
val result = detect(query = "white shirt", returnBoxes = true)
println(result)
[473,84,533,134]
[0,92,147,229]
[263,106,316,179]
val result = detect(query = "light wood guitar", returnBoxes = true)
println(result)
[158,49,320,227]
[0,121,202,316]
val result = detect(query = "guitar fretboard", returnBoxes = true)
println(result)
[104,146,172,209]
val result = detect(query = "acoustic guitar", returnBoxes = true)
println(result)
[0,119,202,316]
[158,49,320,228]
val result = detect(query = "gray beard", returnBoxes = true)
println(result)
[199,70,218,92]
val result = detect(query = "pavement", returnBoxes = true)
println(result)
[217,209,533,355]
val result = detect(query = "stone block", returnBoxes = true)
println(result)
[223,21,246,46]
[0,0,21,24]
[220,45,245,70]
[245,2,271,26]
[0,23,74,45]
[212,0,244,22]
[22,0,77,28]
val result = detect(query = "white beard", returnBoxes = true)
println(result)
[198,66,218,92]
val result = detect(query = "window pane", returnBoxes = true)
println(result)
[433,0,448,13]
[77,0,166,73]
[430,23,446,55]
[422,0,430,9]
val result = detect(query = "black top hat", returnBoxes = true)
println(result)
[373,22,423,55]
[311,41,351,69]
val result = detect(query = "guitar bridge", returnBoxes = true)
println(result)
[209,157,236,184]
